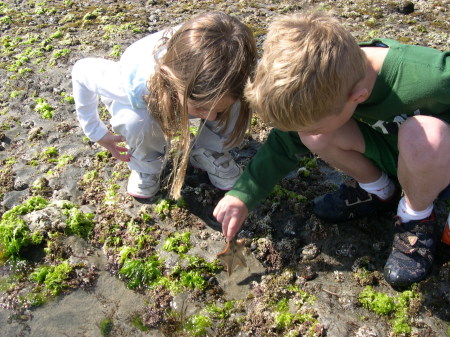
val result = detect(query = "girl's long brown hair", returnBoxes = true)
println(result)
[146,11,257,199]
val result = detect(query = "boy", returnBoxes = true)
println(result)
[213,11,450,287]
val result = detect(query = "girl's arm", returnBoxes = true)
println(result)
[71,58,128,142]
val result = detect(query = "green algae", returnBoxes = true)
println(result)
[183,313,212,336]
[119,256,163,290]
[359,285,420,336]
[162,231,191,254]
[99,317,113,337]
[40,146,58,160]
[0,196,48,259]
[270,185,307,202]
[63,205,95,239]
[29,260,72,296]
[33,97,54,118]
[131,315,149,332]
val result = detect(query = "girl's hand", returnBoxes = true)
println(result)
[97,131,131,162]
[213,195,248,241]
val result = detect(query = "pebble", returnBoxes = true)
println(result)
[21,120,35,129]
[13,179,28,191]
[397,1,414,14]
[301,243,320,260]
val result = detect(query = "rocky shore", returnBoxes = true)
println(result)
[0,1,449,336]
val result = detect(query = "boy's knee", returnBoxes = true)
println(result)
[399,116,447,162]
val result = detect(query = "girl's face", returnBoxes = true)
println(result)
[181,94,237,121]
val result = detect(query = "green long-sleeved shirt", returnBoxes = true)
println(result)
[227,38,450,209]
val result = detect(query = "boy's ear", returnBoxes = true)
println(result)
[348,85,369,104]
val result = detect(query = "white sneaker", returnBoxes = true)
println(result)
[127,170,160,198]
[189,147,242,190]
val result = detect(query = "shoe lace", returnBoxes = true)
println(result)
[341,180,372,204]
[212,151,233,168]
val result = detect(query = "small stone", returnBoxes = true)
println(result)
[28,126,43,141]
[48,134,59,144]
[336,243,356,257]
[298,266,317,281]
[301,243,320,260]
[355,326,378,337]
[14,179,28,191]
[21,120,35,129]
[208,276,218,286]
[397,1,414,14]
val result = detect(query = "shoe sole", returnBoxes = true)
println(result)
[128,191,154,199]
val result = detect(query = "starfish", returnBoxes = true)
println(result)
[217,239,247,276]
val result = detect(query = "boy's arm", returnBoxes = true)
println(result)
[227,128,308,209]
[215,129,308,240]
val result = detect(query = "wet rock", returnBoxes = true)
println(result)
[238,229,254,240]
[13,178,28,191]
[170,293,197,317]
[48,134,59,144]
[208,276,218,286]
[24,206,67,233]
[301,243,320,260]
[196,230,210,240]
[397,1,414,14]
[282,220,297,237]
[52,189,72,200]
[297,265,317,281]
[334,270,345,282]
[355,325,378,337]
[372,241,385,251]
[27,126,43,141]
[68,256,85,265]
[77,156,93,168]
[335,243,356,258]
[351,256,376,272]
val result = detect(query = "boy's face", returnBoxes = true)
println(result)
[297,100,356,136]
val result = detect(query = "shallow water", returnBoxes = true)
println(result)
[0,237,154,337]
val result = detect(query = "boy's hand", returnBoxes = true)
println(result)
[97,131,131,162]
[213,195,248,241]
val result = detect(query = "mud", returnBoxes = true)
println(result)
[0,1,449,336]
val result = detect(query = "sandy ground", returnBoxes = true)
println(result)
[0,1,449,336]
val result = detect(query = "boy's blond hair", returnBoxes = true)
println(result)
[245,11,366,131]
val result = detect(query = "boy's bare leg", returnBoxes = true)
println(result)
[397,116,450,211]
[301,118,400,223]
[299,118,380,182]
[383,116,449,287]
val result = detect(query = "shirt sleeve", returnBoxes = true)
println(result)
[71,58,129,142]
[226,129,309,209]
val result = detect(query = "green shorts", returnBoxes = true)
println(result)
[356,119,450,200]
[357,120,399,178]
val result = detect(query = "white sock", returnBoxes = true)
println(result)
[358,172,396,200]
[397,196,433,223]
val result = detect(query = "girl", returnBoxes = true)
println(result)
[72,11,257,199]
